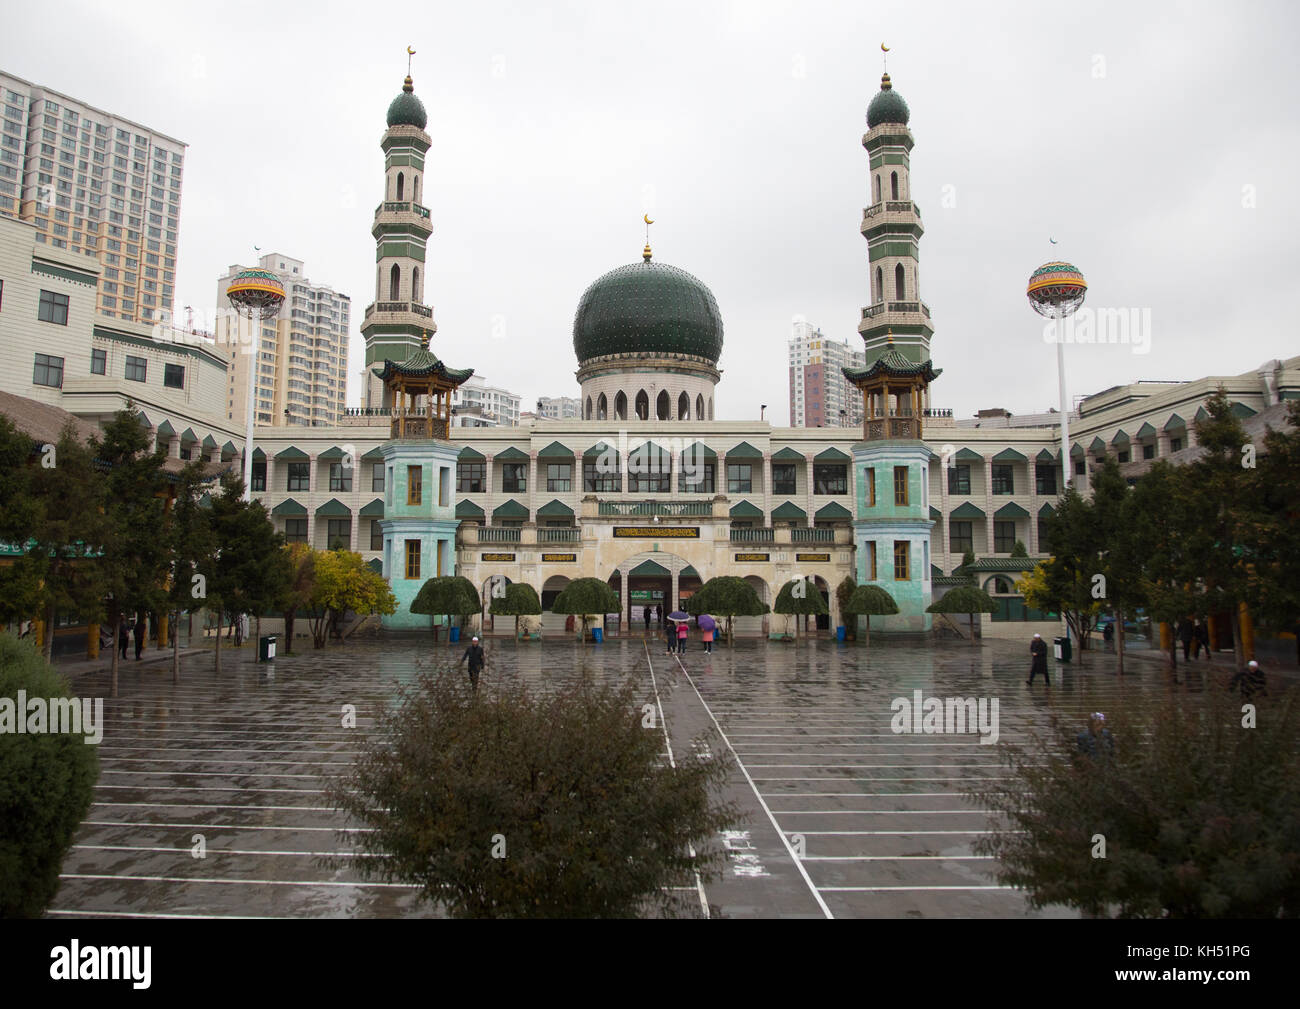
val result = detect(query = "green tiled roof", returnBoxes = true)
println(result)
[252,447,266,461]
[536,499,574,517]
[573,260,724,363]
[867,79,910,128]
[729,500,763,519]
[275,446,308,460]
[1038,502,1055,516]
[814,447,851,463]
[1163,414,1185,431]
[271,498,306,517]
[815,502,852,520]
[950,501,985,519]
[492,499,528,519]
[1088,436,1107,454]
[495,446,529,461]
[221,441,237,456]
[680,441,717,462]
[370,347,473,385]
[456,500,485,519]
[361,446,385,461]
[537,440,573,458]
[771,447,804,462]
[201,434,218,449]
[929,506,942,521]
[994,502,1030,519]
[630,559,670,577]
[953,447,982,461]
[318,445,348,460]
[316,498,350,517]
[725,441,762,459]
[1111,429,1130,446]
[1136,422,1157,439]
[387,86,428,130]
[993,448,1027,463]
[1231,402,1257,418]
[1035,448,1056,463]
[155,419,175,437]
[180,427,197,443]
[583,441,618,458]
[842,345,940,383]
[772,501,807,520]
[359,499,385,517]
[458,446,485,460]
[367,558,383,573]
[962,557,1045,573]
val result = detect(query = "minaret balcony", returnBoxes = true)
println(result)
[859,301,932,333]
[371,201,433,238]
[376,200,432,218]
[861,200,924,238]
[362,301,435,325]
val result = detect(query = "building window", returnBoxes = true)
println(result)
[33,353,64,388]
[772,463,796,495]
[370,520,384,551]
[503,462,528,493]
[950,520,973,555]
[994,520,1017,553]
[582,459,618,493]
[1034,463,1057,495]
[405,539,420,579]
[1142,443,1155,460]
[678,461,714,493]
[38,289,69,325]
[1037,515,1051,551]
[947,464,970,495]
[285,518,307,543]
[251,460,266,492]
[457,461,485,492]
[330,462,352,492]
[327,518,350,549]
[893,465,909,505]
[287,461,309,492]
[90,348,106,374]
[814,463,847,495]
[1117,450,1130,464]
[124,354,146,382]
[407,465,422,505]
[893,541,910,581]
[630,465,670,493]
[545,463,571,492]
[866,541,877,581]
[163,362,184,388]
[991,463,1014,495]
[1074,459,1087,476]
[727,463,752,494]
[865,467,876,506]
[1170,437,1183,453]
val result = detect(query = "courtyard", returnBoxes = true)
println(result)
[43,633,1233,920]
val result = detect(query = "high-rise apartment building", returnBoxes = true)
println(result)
[0,71,186,325]
[215,253,350,427]
[451,375,521,426]
[536,395,580,420]
[788,320,865,427]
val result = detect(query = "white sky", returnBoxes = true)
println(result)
[4,0,1297,422]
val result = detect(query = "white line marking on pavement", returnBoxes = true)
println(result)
[58,873,417,888]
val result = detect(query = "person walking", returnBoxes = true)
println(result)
[1194,620,1211,660]
[1075,712,1114,759]
[701,620,714,654]
[459,635,485,692]
[676,619,689,655]
[643,605,651,634]
[1178,617,1195,662]
[1027,632,1050,687]
[133,613,146,660]
[118,619,130,660]
[664,618,675,656]
[1102,620,1114,652]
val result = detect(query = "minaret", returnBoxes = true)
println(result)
[362,60,436,408]
[859,70,934,371]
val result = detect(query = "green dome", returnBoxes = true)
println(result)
[386,77,427,130]
[867,73,909,128]
[573,259,724,364]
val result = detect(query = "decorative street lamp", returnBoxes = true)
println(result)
[225,266,286,501]
[1026,261,1087,491]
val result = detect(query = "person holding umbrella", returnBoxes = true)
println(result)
[697,613,716,653]
[667,610,691,655]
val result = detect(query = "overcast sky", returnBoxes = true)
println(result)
[4,0,1297,422]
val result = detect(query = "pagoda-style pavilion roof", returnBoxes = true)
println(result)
[842,345,942,384]
[371,347,474,386]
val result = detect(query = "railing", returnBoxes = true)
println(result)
[791,527,834,542]
[862,200,919,219]
[390,416,449,440]
[363,301,434,320]
[865,417,922,440]
[597,500,712,517]
[861,300,933,320]
[479,527,521,543]
[730,528,775,543]
[376,201,432,219]
[538,528,580,543]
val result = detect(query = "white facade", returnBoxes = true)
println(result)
[451,375,520,426]
[788,320,865,427]
[537,395,580,420]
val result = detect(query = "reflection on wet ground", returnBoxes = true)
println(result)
[49,633,1204,918]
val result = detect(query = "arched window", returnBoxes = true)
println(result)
[614,391,627,420]
[411,266,420,303]
[696,393,704,420]
[890,171,899,200]
[396,172,405,202]
[412,175,420,204]
[895,263,905,300]
[875,266,883,303]
[597,392,607,420]
[389,263,400,301]
[874,175,881,204]
[678,391,690,419]
[635,390,649,420]
[708,396,713,420]
[656,390,670,420]
[585,396,593,420]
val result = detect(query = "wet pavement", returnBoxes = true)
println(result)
[48,632,1213,918]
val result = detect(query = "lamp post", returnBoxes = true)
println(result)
[1026,261,1087,491]
[225,266,286,501]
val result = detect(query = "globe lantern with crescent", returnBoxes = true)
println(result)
[1026,261,1087,320]
[225,267,286,320]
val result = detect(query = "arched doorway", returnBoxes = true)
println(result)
[480,573,512,632]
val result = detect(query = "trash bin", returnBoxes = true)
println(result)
[591,627,604,644]
[449,625,460,643]
[836,625,846,642]
[258,635,276,662]
[1054,636,1072,662]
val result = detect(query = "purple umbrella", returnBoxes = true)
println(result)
[696,614,717,632]
[668,611,690,622]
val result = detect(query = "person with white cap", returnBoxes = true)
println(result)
[1229,659,1266,699]
[1027,632,1050,687]
[459,635,485,692]
[1076,712,1114,758]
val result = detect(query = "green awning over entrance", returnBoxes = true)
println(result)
[815,502,852,520]
[772,447,804,462]
[456,500,485,519]
[495,446,529,461]
[729,500,764,519]
[359,498,385,517]
[536,499,574,517]
[994,502,1030,519]
[315,498,351,517]
[537,440,573,458]
[630,560,670,577]
[992,448,1027,463]
[771,501,807,520]
[271,498,307,517]
[814,447,851,463]
[275,446,308,460]
[725,441,762,459]
[950,501,985,519]
[458,445,485,460]
[493,499,529,519]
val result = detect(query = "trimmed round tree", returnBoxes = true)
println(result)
[411,575,481,641]
[773,576,829,639]
[841,584,899,648]
[0,636,99,917]
[927,585,998,645]
[551,577,620,641]
[834,576,857,639]
[683,576,768,646]
[489,582,542,640]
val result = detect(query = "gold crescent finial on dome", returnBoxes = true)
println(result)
[643,214,654,261]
